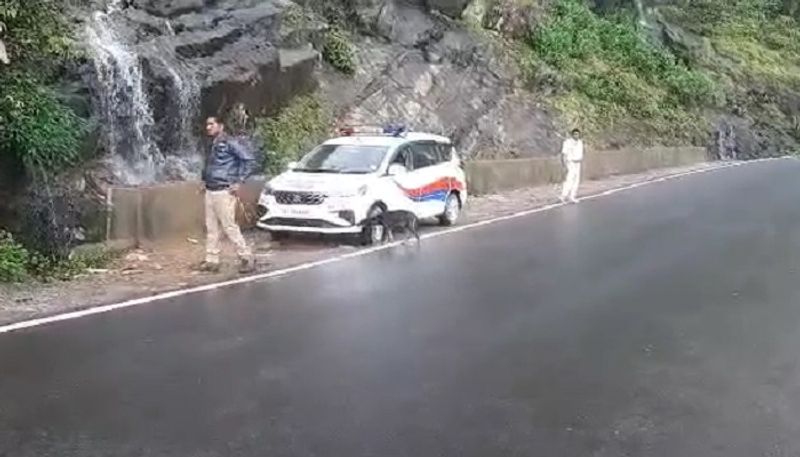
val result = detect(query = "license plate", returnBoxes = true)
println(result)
[286,207,311,217]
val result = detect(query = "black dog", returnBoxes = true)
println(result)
[368,210,420,243]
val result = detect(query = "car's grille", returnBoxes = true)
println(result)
[264,218,341,228]
[274,191,326,206]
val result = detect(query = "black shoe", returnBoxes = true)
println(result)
[238,258,256,274]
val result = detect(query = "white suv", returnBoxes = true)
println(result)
[256,126,467,244]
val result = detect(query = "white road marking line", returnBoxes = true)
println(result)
[0,158,790,335]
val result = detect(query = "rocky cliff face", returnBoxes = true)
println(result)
[314,0,560,159]
[80,0,320,184]
[73,0,561,185]
[72,0,800,187]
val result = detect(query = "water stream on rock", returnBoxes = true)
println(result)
[85,0,201,185]
[634,0,647,25]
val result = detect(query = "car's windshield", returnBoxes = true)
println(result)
[295,144,389,174]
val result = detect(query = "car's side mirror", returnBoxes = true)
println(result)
[287,161,298,171]
[387,164,407,176]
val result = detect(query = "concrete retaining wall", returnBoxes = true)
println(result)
[108,181,262,245]
[106,147,708,243]
[465,146,708,195]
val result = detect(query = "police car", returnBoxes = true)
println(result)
[256,125,467,244]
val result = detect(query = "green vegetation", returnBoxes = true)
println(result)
[255,95,333,176]
[513,0,800,144]
[322,26,357,75]
[0,0,86,178]
[0,231,29,283]
[283,2,357,74]
[662,0,800,89]
[0,229,119,283]
[27,246,119,282]
[281,2,309,30]
[0,0,75,64]
[1,0,94,279]
[0,72,87,174]
[522,0,715,139]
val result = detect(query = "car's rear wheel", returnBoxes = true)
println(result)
[438,192,461,226]
[361,204,385,245]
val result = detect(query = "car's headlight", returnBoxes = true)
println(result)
[262,183,274,196]
[358,185,368,196]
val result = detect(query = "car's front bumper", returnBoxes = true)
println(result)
[256,194,368,234]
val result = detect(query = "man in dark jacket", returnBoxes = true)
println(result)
[198,116,256,274]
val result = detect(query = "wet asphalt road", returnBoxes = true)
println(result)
[3,159,800,457]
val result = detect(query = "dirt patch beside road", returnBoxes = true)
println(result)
[0,162,723,325]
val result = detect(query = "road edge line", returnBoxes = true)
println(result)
[0,158,788,335]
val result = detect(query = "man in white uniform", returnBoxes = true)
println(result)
[560,129,584,203]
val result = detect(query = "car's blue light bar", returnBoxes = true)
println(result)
[339,124,409,137]
[382,124,408,137]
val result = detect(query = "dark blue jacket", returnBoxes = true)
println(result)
[202,134,256,190]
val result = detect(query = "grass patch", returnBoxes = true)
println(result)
[661,1,800,89]
[713,19,800,89]
[255,95,332,176]
[521,0,714,139]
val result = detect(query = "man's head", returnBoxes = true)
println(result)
[571,129,581,140]
[205,117,225,138]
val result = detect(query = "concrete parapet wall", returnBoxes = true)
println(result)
[465,147,708,195]
[108,181,261,245]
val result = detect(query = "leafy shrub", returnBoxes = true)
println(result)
[25,253,78,282]
[0,0,75,64]
[255,95,332,176]
[1,0,85,177]
[1,228,120,283]
[0,72,87,174]
[0,230,29,283]
[323,27,357,75]
[282,2,307,29]
[25,246,117,282]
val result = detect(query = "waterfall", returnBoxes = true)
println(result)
[85,0,161,184]
[634,0,647,26]
[84,0,202,185]
[162,23,201,165]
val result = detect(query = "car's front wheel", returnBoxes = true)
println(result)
[361,205,385,245]
[438,192,461,226]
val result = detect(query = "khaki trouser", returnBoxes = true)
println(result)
[561,160,582,201]
[205,190,252,264]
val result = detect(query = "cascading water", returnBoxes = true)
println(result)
[85,0,161,184]
[161,23,202,173]
[84,0,202,185]
[634,0,648,26]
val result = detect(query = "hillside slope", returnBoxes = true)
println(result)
[463,0,800,157]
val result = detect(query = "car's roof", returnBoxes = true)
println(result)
[323,132,452,147]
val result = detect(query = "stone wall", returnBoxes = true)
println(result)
[108,180,263,245]
[106,147,709,243]
[466,146,709,195]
